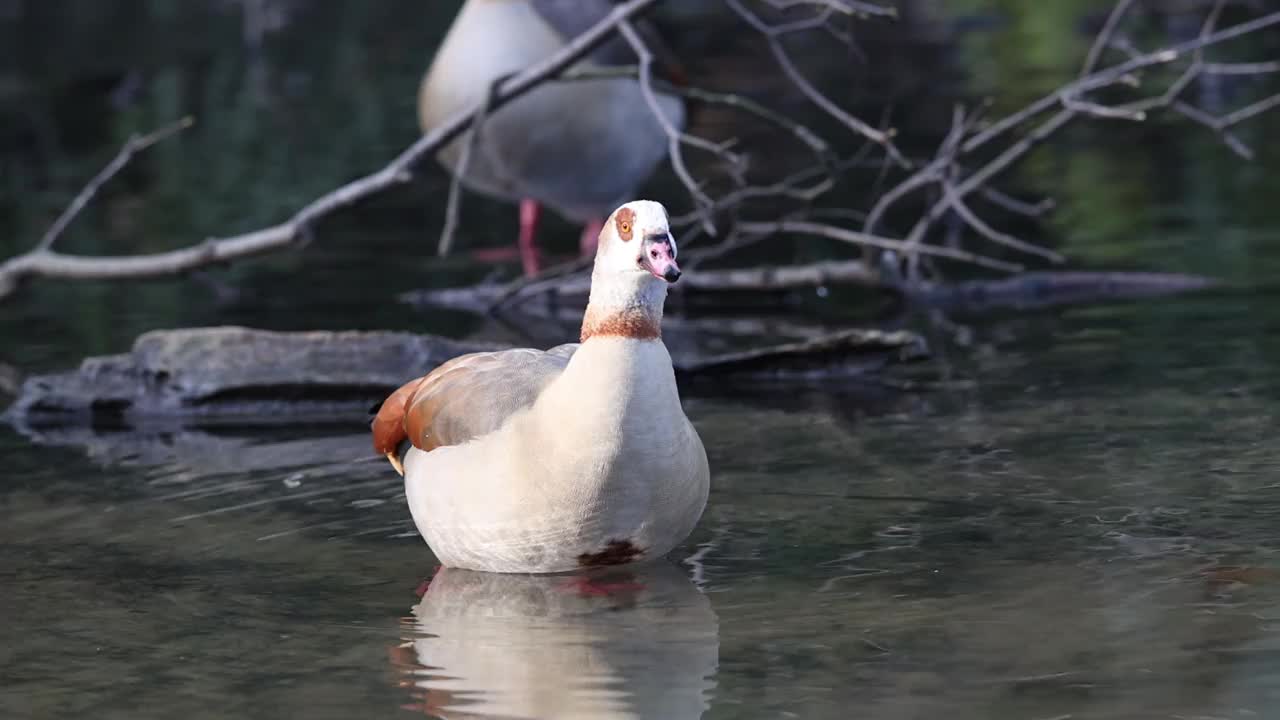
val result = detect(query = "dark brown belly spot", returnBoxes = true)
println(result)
[577,539,645,567]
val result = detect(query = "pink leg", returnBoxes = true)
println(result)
[579,217,605,258]
[518,198,542,277]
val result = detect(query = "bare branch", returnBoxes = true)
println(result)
[1075,10,1280,95]
[406,0,1278,310]
[489,254,597,309]
[673,85,833,161]
[435,69,529,258]
[617,17,740,235]
[1173,94,1280,161]
[11,0,1278,309]
[561,63,838,179]
[960,10,1280,156]
[681,258,880,291]
[737,220,1024,272]
[902,108,1074,251]
[1204,60,1280,75]
[760,0,897,19]
[36,117,194,253]
[1216,91,1280,128]
[0,0,667,301]
[940,180,1064,263]
[858,2,1280,277]
[725,0,908,168]
[436,135,471,258]
[1060,92,1147,121]
[436,78,497,258]
[1080,0,1135,77]
[979,188,1055,218]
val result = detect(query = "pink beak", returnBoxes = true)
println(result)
[641,234,681,283]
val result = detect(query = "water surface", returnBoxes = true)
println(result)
[6,286,1280,719]
[5,1,1280,718]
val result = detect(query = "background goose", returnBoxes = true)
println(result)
[373,200,709,573]
[418,0,687,276]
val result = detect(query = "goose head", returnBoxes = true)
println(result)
[593,200,681,284]
[581,200,681,341]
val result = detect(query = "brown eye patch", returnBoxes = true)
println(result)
[615,207,635,241]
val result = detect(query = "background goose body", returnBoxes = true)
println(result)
[418,0,686,273]
[374,201,709,573]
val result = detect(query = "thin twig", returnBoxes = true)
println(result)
[1080,0,1134,77]
[761,0,897,19]
[737,220,1024,272]
[1204,60,1280,74]
[940,180,1064,263]
[901,108,1075,255]
[435,70,530,257]
[725,0,908,168]
[488,254,597,310]
[871,1,1280,275]
[980,188,1055,218]
[962,10,1280,156]
[436,86,488,258]
[560,65,836,164]
[36,117,194,252]
[617,17,734,235]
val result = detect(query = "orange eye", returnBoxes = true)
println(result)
[615,208,636,241]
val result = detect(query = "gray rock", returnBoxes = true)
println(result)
[5,326,499,427]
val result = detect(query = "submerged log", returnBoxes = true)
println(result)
[402,260,882,312]
[907,271,1220,314]
[677,328,927,379]
[4,324,926,428]
[403,267,1219,315]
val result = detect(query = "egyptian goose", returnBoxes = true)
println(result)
[373,200,709,573]
[418,0,686,276]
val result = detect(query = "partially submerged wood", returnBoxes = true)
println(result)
[403,266,1219,315]
[4,324,927,428]
[677,328,927,379]
[906,271,1220,314]
[400,259,881,312]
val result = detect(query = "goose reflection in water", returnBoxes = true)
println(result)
[390,561,719,719]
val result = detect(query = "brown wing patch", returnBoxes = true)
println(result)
[400,352,487,452]
[372,376,428,455]
[377,346,580,461]
[615,207,635,241]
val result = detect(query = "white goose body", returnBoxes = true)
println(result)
[404,338,707,572]
[375,201,709,573]
[419,0,685,222]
